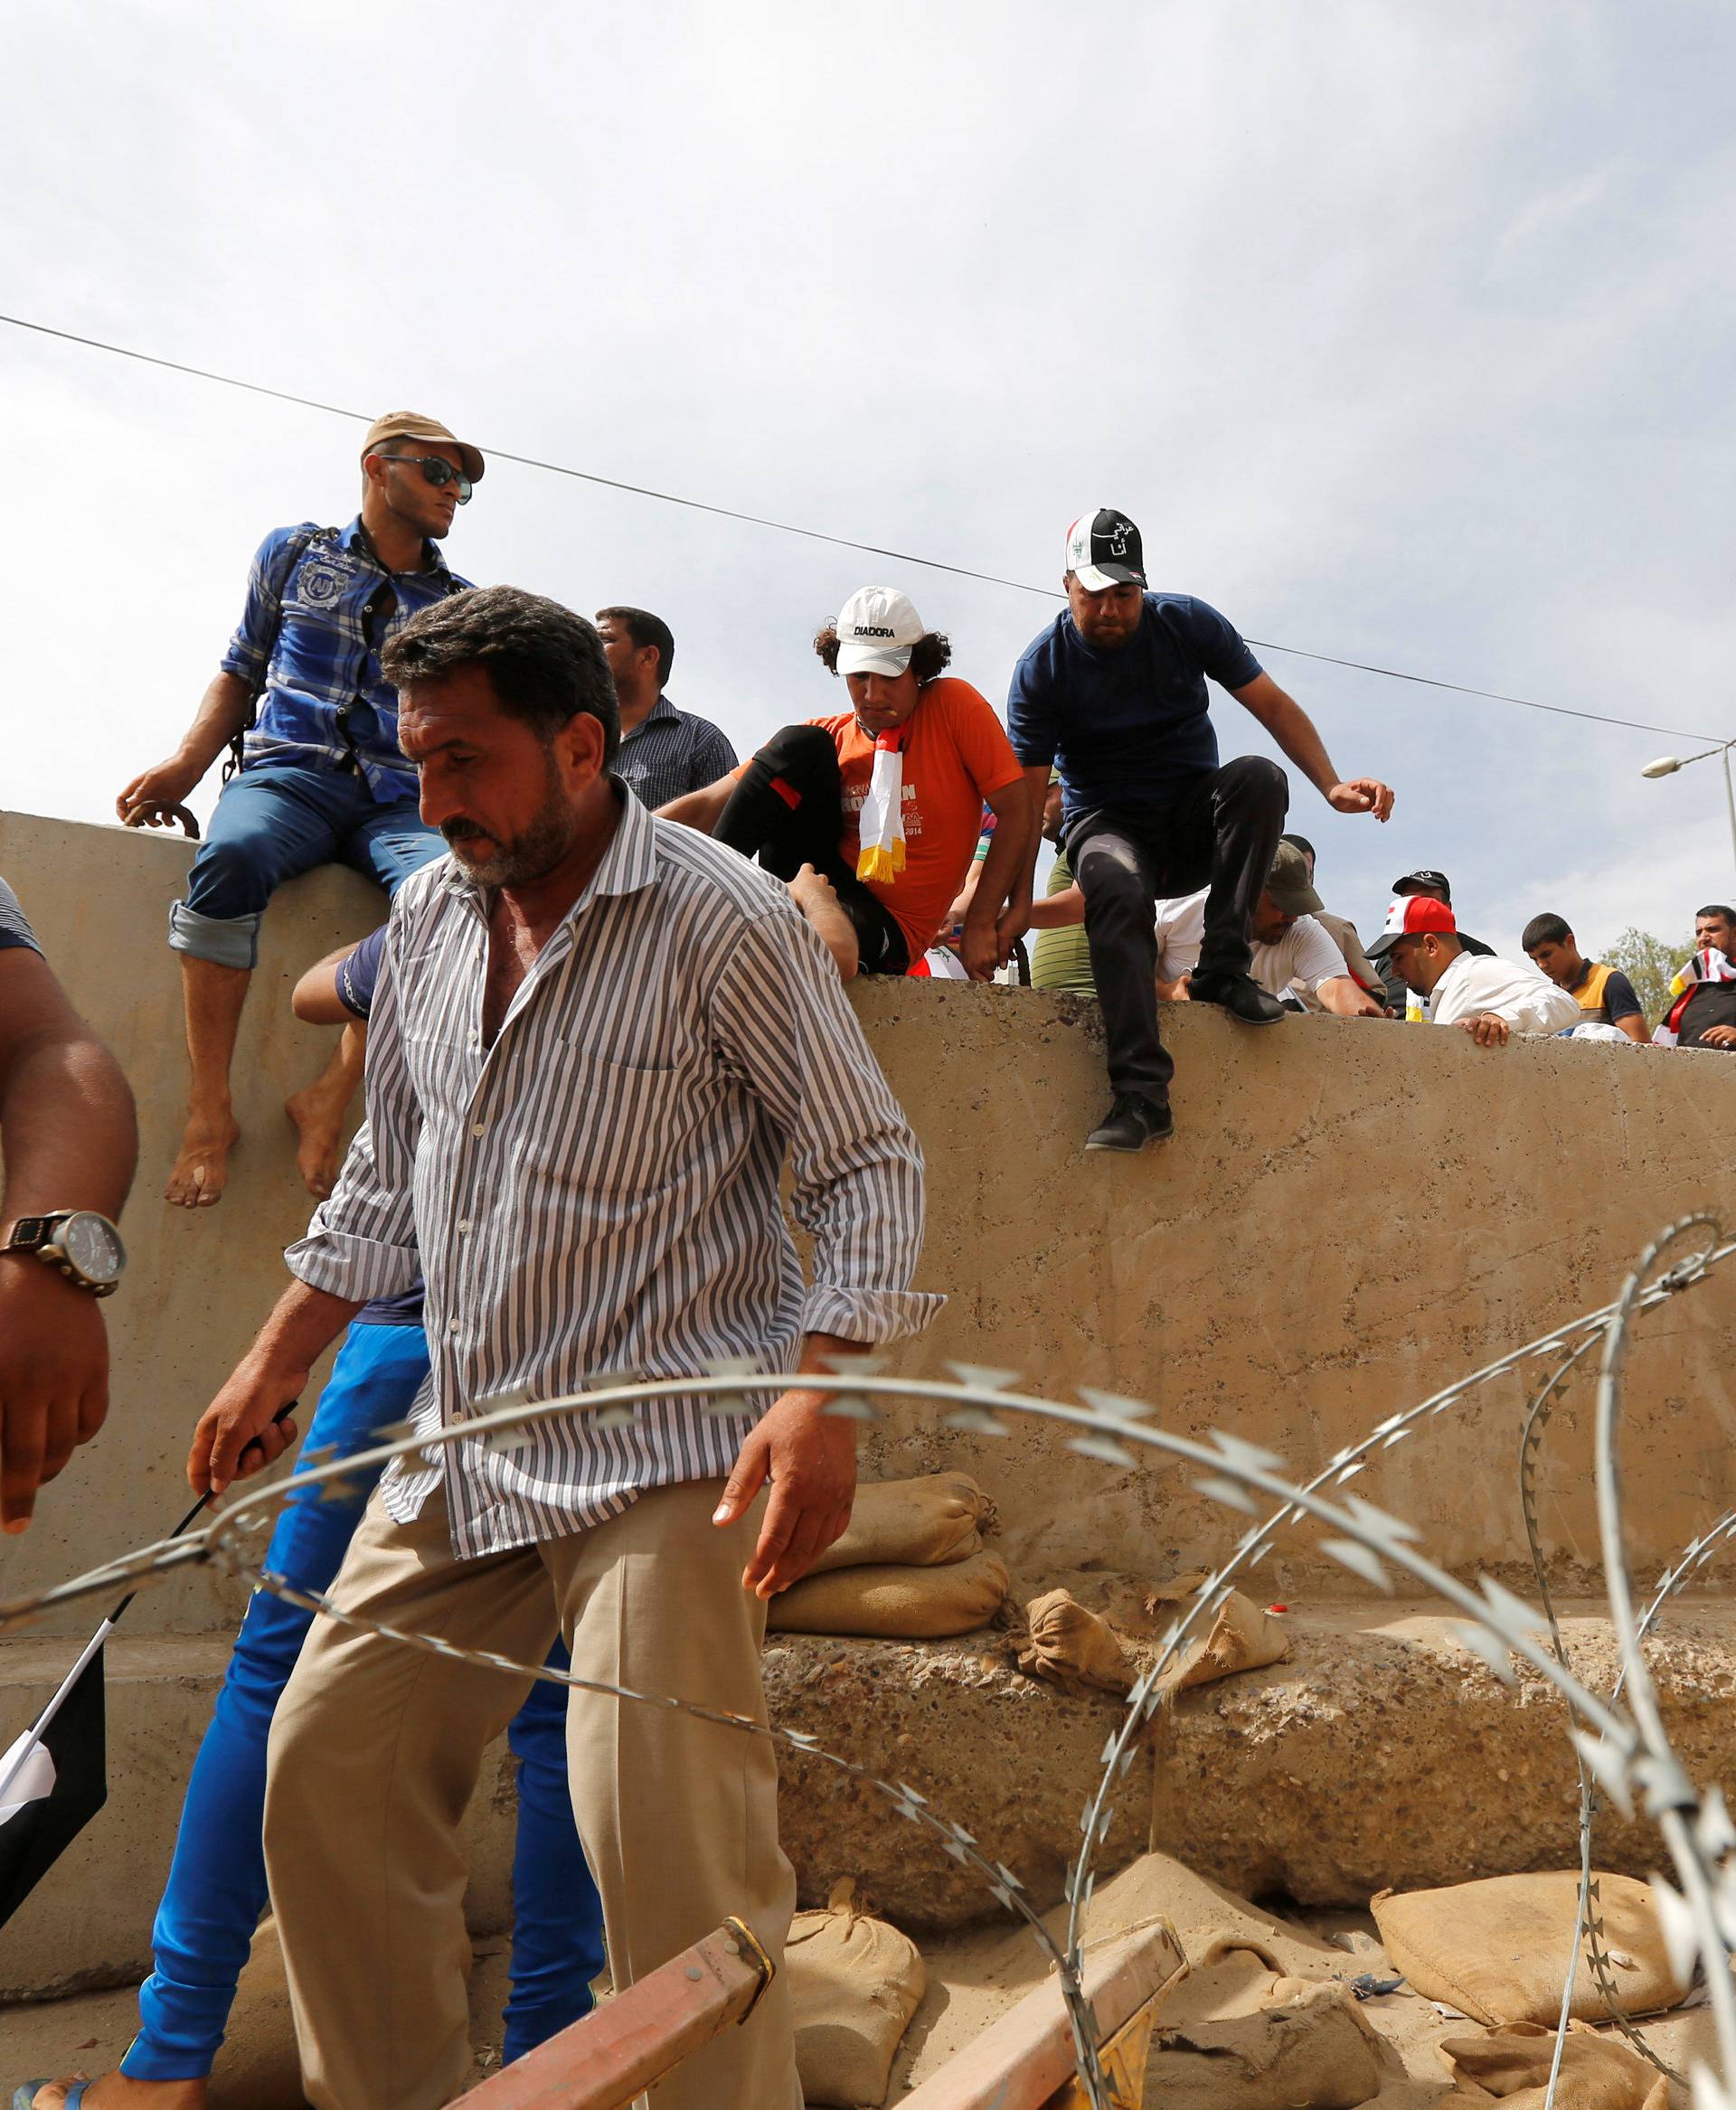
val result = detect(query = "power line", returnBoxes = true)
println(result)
[3,309,1721,745]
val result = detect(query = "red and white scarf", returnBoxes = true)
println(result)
[1655,946,1736,1046]
[855,729,907,884]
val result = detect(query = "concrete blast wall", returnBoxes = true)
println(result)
[1,806,1734,1638]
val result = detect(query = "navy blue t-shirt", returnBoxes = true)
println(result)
[335,925,425,1328]
[1006,592,1263,825]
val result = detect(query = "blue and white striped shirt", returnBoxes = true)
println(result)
[220,516,470,804]
[286,788,941,1558]
[0,877,42,956]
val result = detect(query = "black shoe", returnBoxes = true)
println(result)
[1085,1092,1175,1153]
[1187,971,1287,1025]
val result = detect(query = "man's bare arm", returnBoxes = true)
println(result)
[1229,673,1394,821]
[1616,1012,1652,1045]
[0,946,138,1530]
[962,777,1039,979]
[712,1332,864,1597]
[658,776,735,833]
[1316,975,1385,1019]
[187,1277,363,1495]
[117,670,254,824]
[293,945,363,1025]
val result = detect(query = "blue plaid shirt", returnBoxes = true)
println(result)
[220,516,471,804]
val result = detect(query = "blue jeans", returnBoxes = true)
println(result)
[122,1323,604,2080]
[168,761,444,969]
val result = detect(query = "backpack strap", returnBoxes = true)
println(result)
[223,525,340,783]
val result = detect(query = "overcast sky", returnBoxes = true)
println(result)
[4,0,1733,959]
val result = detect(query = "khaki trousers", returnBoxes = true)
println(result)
[262,1479,801,2110]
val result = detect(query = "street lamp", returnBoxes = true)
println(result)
[1640,739,1736,884]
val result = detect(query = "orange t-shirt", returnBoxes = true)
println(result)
[817,679,1024,960]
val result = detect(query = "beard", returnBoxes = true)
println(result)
[442,760,576,887]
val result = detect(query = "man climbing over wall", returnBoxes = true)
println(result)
[116,412,484,1209]
[16,921,605,2110]
[660,587,1034,981]
[181,587,939,2110]
[1005,508,1396,1153]
[1372,895,1580,1044]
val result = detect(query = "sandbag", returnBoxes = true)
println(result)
[1371,1872,1687,2027]
[1439,2020,1669,2107]
[1143,1934,1390,2109]
[769,1551,1010,1637]
[1016,1587,1136,1697]
[1153,1588,1289,1701]
[788,1878,926,2107]
[808,1472,995,1576]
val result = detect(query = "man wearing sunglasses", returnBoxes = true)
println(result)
[118,412,484,1210]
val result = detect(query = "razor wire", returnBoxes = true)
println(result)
[3,1229,1736,2103]
[1517,1217,1728,2094]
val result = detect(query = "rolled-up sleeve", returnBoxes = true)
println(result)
[285,925,422,1300]
[709,904,944,1344]
[219,526,299,687]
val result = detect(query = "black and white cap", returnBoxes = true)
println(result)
[1063,508,1146,593]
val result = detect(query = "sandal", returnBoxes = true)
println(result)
[13,2086,88,2107]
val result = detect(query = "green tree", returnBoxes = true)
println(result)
[1604,927,1691,1025]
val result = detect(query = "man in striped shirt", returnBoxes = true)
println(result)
[186,588,939,2110]
[594,606,738,806]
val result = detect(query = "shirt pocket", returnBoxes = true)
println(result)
[537,1042,705,1201]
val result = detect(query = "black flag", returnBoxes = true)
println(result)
[0,1644,108,1927]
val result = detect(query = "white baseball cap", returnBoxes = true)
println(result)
[835,586,926,677]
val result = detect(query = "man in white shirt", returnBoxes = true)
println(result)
[1154,843,1384,1017]
[1372,895,1580,1045]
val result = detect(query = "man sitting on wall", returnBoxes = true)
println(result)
[118,412,483,1209]
[661,588,1033,981]
[1373,896,1580,1046]
[1522,913,1650,1043]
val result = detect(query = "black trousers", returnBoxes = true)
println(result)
[713,723,910,974]
[1065,756,1288,1102]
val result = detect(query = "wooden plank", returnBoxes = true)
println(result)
[897,1921,1184,2110]
[450,1918,773,2110]
[1042,1992,1161,2109]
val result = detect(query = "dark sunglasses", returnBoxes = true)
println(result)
[389,454,473,504]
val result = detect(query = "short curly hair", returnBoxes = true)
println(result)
[812,626,952,685]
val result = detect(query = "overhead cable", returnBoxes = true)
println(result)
[1,309,1719,744]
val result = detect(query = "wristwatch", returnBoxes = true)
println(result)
[0,1210,127,1296]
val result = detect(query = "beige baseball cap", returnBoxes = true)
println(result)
[361,410,485,485]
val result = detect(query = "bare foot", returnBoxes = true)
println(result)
[286,1079,348,1201]
[164,1108,241,1209]
[22,2074,207,2108]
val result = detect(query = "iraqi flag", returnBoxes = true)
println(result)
[0,1634,108,1928]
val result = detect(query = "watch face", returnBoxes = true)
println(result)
[61,1212,125,1284]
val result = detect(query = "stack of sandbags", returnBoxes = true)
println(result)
[1371,1872,1688,2027]
[787,1879,926,2107]
[769,1474,1007,1639]
[1438,2020,1668,2107]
